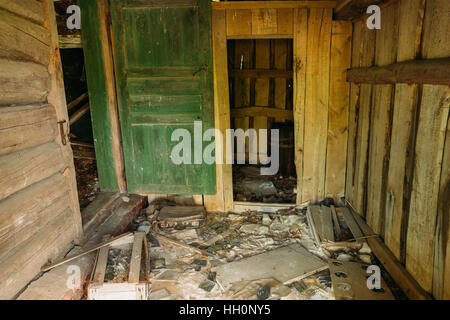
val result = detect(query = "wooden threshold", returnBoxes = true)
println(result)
[234,201,308,213]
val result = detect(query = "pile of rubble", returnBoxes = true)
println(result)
[126,200,394,300]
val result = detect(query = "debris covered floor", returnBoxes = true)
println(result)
[115,201,403,300]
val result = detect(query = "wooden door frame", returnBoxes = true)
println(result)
[204,1,337,212]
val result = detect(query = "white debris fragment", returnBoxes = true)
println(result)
[262,214,272,226]
[359,242,372,254]
[359,254,372,264]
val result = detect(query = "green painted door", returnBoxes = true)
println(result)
[110,0,215,195]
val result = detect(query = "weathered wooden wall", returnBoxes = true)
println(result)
[0,0,82,299]
[345,0,450,298]
[210,3,351,207]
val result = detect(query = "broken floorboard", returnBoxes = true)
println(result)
[17,195,147,300]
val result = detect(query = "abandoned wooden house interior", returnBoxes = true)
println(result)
[0,0,449,302]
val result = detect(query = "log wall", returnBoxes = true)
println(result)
[0,0,81,299]
[345,0,450,298]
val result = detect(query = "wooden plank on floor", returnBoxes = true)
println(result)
[326,21,351,202]
[341,207,364,240]
[302,7,332,203]
[293,8,308,205]
[331,205,342,240]
[92,246,109,285]
[128,232,144,283]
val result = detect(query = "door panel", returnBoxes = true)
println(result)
[110,0,215,194]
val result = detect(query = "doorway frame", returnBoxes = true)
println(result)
[204,1,339,212]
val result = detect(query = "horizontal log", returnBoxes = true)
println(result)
[212,1,337,10]
[231,106,293,121]
[0,0,46,26]
[334,0,387,21]
[0,142,65,201]
[347,58,450,85]
[0,174,69,260]
[0,59,50,106]
[0,9,50,65]
[0,208,75,299]
[230,69,293,79]
[0,104,58,156]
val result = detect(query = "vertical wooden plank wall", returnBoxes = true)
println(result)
[221,4,350,206]
[345,0,450,298]
[325,21,352,201]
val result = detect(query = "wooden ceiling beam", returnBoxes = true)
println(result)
[334,0,390,21]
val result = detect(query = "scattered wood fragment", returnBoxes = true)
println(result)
[330,205,342,240]
[149,230,212,257]
[41,232,134,272]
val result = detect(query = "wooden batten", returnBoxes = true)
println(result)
[347,58,450,85]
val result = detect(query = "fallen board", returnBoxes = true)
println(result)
[329,259,394,300]
[310,205,335,242]
[340,207,364,240]
[212,244,327,288]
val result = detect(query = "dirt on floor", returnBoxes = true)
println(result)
[74,158,100,209]
[233,165,297,204]
[121,201,403,300]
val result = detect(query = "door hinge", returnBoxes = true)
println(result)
[58,120,67,146]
